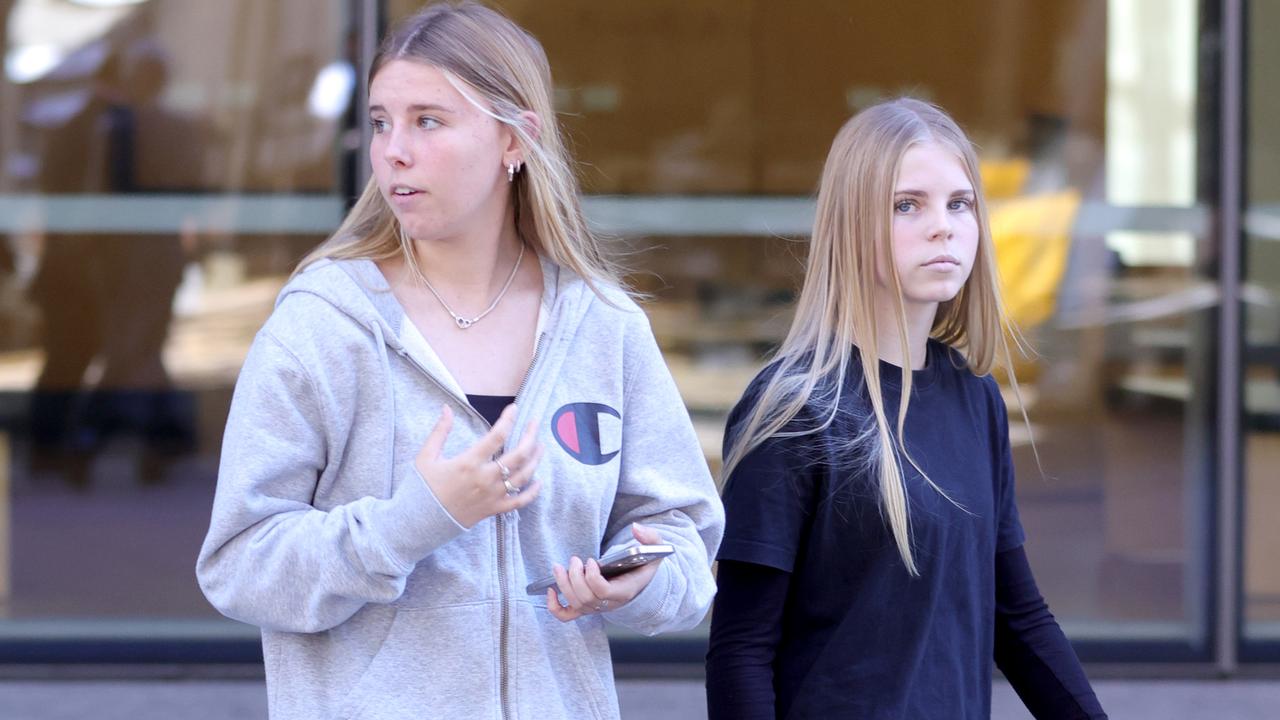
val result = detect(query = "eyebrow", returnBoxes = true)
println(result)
[894,188,975,197]
[367,103,455,114]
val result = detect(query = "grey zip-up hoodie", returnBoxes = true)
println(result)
[196,257,724,720]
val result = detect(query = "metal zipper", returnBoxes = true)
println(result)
[394,332,547,720]
[386,327,547,717]
[498,330,546,720]
[393,349,490,427]
[496,512,511,719]
[514,332,547,400]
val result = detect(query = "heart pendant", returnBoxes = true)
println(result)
[455,317,473,329]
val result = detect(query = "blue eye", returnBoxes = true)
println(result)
[368,118,388,134]
[948,198,974,211]
[894,200,915,213]
[418,116,441,130]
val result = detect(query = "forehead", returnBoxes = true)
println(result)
[369,59,467,109]
[895,141,971,189]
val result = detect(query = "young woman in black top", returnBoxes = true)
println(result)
[705,99,1107,719]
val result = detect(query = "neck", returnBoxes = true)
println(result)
[406,205,524,305]
[872,294,936,371]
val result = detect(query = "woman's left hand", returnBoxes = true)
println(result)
[546,523,664,622]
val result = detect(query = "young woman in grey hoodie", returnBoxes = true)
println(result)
[195,3,724,718]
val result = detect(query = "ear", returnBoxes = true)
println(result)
[502,110,542,167]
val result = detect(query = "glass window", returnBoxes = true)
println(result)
[0,0,1231,663]
[1243,0,1280,654]
[396,0,1222,660]
[0,0,355,645]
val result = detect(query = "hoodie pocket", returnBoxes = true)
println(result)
[520,605,615,720]
[338,603,499,720]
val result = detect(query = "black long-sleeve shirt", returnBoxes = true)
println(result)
[706,341,1107,718]
[706,550,1107,719]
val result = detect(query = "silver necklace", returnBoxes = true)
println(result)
[420,242,525,329]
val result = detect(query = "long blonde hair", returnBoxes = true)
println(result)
[722,98,1021,576]
[295,1,623,296]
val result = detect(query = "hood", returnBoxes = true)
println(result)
[276,254,597,355]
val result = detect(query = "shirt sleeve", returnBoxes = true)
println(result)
[196,327,467,634]
[705,560,791,720]
[994,545,1108,719]
[717,387,818,572]
[988,377,1027,553]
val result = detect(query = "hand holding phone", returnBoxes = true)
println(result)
[526,544,674,595]
[541,523,669,623]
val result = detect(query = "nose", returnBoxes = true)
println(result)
[928,208,953,241]
[382,129,411,168]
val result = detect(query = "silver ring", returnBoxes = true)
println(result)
[594,599,610,612]
[495,459,519,495]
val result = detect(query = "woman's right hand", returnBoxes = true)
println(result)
[414,404,543,528]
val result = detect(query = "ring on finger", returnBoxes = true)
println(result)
[593,599,610,612]
[494,458,520,495]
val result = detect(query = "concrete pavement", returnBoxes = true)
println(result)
[0,678,1278,719]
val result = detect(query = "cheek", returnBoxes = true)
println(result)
[877,224,904,286]
[440,136,497,191]
[958,217,981,266]
[369,139,397,188]
[889,218,921,272]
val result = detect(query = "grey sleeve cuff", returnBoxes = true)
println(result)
[603,558,677,636]
[370,463,468,574]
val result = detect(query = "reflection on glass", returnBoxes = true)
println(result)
[382,0,1215,649]
[1243,0,1280,646]
[0,234,317,622]
[0,0,350,627]
[0,0,1228,659]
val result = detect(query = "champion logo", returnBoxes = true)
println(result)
[551,402,622,466]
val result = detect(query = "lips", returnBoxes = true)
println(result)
[922,254,961,268]
[389,184,423,198]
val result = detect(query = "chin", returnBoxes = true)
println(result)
[907,286,964,305]
[396,218,444,244]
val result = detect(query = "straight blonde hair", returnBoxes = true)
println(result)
[722,98,1024,576]
[295,1,624,297]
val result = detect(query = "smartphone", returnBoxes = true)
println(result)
[525,544,674,595]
